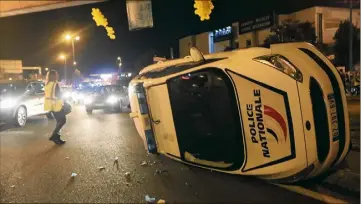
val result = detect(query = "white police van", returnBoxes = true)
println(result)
[128,42,350,183]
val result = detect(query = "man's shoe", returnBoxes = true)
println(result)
[53,139,66,145]
[49,135,56,141]
[49,133,66,145]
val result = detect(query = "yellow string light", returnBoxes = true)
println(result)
[194,0,214,21]
[91,8,115,40]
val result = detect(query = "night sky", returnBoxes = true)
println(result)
[0,0,342,75]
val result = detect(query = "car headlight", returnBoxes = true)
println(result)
[84,96,93,105]
[0,98,15,109]
[254,55,303,82]
[107,95,118,104]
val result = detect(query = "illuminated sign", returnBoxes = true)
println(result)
[239,14,274,34]
[213,26,232,42]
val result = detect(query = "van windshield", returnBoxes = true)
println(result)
[167,68,244,170]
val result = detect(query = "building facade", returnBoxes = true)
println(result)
[179,6,360,57]
[0,60,23,80]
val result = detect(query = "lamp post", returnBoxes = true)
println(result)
[59,54,67,84]
[117,56,122,73]
[65,34,80,67]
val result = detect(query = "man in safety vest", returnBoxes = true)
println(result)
[44,70,66,145]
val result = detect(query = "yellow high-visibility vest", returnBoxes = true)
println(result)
[44,81,63,112]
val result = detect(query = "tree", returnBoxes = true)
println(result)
[264,20,316,46]
[333,20,360,70]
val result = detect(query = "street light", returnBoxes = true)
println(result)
[58,54,68,84]
[64,33,80,67]
[117,57,122,72]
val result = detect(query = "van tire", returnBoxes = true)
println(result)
[86,108,93,114]
[14,106,27,127]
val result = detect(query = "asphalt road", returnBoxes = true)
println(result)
[0,100,359,203]
[344,98,360,177]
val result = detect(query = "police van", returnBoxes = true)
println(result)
[128,42,350,183]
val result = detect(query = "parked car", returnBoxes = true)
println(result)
[84,85,129,114]
[72,86,98,104]
[128,42,350,183]
[61,86,74,103]
[0,80,53,127]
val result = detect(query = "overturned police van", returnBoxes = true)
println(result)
[128,42,350,183]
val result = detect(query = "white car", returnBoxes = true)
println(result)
[0,80,53,127]
[128,42,350,183]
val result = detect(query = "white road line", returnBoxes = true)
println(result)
[274,184,348,204]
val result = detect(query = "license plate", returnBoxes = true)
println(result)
[327,94,339,140]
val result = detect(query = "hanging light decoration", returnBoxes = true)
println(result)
[194,0,214,21]
[91,8,116,40]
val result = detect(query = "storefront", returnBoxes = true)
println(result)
[179,6,360,57]
[210,26,233,53]
[238,13,275,48]
[179,23,238,57]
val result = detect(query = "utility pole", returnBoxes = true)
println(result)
[170,47,174,59]
[72,39,76,66]
[64,57,67,85]
[349,0,353,71]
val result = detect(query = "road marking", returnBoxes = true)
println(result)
[274,184,348,203]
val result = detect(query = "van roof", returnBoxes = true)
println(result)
[138,47,268,76]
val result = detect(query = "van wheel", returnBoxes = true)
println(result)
[86,108,93,114]
[15,106,27,127]
[46,112,54,119]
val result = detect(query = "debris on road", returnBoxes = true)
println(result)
[71,173,77,177]
[125,172,131,181]
[98,166,105,171]
[141,161,148,167]
[185,182,191,187]
[194,192,199,196]
[154,169,168,176]
[145,195,156,203]
[65,157,70,160]
[10,185,15,188]
[157,199,166,204]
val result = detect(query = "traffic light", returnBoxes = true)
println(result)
[91,8,115,40]
[194,0,214,21]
